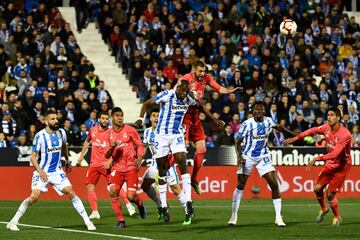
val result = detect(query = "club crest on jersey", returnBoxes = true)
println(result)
[123,133,128,139]
[56,132,62,140]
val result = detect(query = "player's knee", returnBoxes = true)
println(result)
[170,184,181,195]
[195,146,206,155]
[29,193,40,203]
[313,184,323,193]
[87,184,96,192]
[127,193,136,202]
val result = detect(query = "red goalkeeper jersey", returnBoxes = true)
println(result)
[296,123,352,170]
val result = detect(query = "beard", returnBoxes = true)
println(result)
[100,122,108,129]
[49,124,59,131]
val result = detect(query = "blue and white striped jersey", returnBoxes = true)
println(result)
[32,128,67,173]
[143,126,157,167]
[153,89,197,135]
[235,117,276,159]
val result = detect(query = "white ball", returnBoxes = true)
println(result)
[280,19,297,36]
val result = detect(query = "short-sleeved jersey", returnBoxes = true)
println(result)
[32,128,67,173]
[111,124,145,172]
[236,117,276,159]
[153,89,197,136]
[143,126,157,168]
[87,125,111,167]
[296,123,352,170]
[177,72,221,104]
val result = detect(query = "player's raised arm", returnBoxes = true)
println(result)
[207,74,241,94]
[284,125,325,145]
[198,104,225,128]
[273,124,297,137]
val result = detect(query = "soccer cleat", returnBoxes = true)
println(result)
[89,211,100,220]
[228,215,237,225]
[115,221,126,229]
[6,222,19,231]
[275,216,286,227]
[191,181,202,195]
[138,204,147,219]
[331,217,342,226]
[162,207,170,223]
[126,203,136,216]
[86,221,96,231]
[157,207,164,221]
[316,208,329,223]
[183,214,193,225]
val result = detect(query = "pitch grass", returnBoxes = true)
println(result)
[1,199,360,240]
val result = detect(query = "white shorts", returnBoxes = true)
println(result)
[154,134,187,158]
[236,155,275,177]
[31,170,72,196]
[143,165,179,186]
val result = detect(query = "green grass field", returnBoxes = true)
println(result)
[1,199,360,240]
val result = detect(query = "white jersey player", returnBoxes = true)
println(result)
[141,108,186,222]
[7,110,96,231]
[228,103,290,227]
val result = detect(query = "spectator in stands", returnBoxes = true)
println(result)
[2,110,17,147]
[63,118,77,146]
[84,70,99,91]
[96,80,113,107]
[77,123,88,145]
[228,113,240,134]
[216,125,235,146]
[85,110,97,130]
[0,132,7,148]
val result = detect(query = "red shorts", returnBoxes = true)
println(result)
[316,165,351,192]
[108,169,139,195]
[85,166,110,185]
[183,110,206,142]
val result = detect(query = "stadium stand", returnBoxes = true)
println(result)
[0,0,359,148]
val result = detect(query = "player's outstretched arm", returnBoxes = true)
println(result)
[219,86,242,94]
[273,124,297,136]
[77,138,90,166]
[198,104,225,128]
[284,125,324,145]
[136,98,155,126]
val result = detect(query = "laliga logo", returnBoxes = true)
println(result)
[267,171,289,193]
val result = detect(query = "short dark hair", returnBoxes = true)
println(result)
[192,60,206,68]
[98,111,109,118]
[111,107,123,116]
[328,108,341,118]
[44,109,56,117]
[150,107,160,114]
[253,102,265,109]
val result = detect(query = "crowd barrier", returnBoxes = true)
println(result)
[1,147,359,200]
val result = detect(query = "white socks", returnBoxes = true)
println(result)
[177,190,187,207]
[11,198,32,224]
[145,186,162,208]
[158,183,168,208]
[272,198,282,219]
[231,188,243,218]
[71,196,91,224]
[181,173,192,202]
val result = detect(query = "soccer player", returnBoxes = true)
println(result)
[77,111,135,220]
[228,103,288,227]
[141,108,187,222]
[137,80,224,225]
[7,110,96,231]
[106,107,146,228]
[284,108,352,226]
[176,60,239,194]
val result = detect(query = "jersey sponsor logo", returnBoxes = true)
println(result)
[252,135,267,140]
[47,146,62,153]
[93,139,107,148]
[172,105,188,111]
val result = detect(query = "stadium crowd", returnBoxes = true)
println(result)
[0,0,359,149]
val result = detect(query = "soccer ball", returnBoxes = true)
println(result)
[280,19,297,36]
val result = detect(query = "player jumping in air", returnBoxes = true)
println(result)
[7,110,96,231]
[141,108,187,222]
[228,103,292,227]
[137,80,224,225]
[176,60,239,194]
[77,111,135,220]
[284,108,352,226]
[106,107,146,228]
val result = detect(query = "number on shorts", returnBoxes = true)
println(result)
[33,175,40,182]
[60,173,66,180]
[154,141,159,149]
[177,136,183,143]
[263,157,271,164]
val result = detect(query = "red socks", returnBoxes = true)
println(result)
[192,147,206,182]
[111,197,124,221]
[329,197,340,218]
[88,190,98,212]
[119,188,130,205]
[315,191,327,212]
